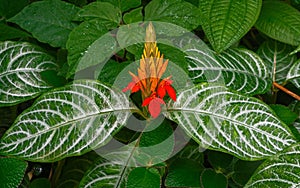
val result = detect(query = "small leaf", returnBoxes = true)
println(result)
[201,169,228,188]
[8,0,79,47]
[0,23,30,41]
[255,1,300,46]
[123,7,143,24]
[144,0,201,31]
[257,40,296,84]
[127,167,161,188]
[165,158,203,187]
[0,157,28,188]
[0,41,57,107]
[287,59,300,89]
[270,104,298,126]
[187,47,271,95]
[165,84,296,160]
[66,19,117,77]
[245,143,300,187]
[0,80,135,162]
[199,0,262,52]
[74,2,121,28]
[97,0,141,12]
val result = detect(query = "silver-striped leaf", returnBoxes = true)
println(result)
[199,0,261,52]
[0,80,134,162]
[165,84,296,160]
[0,41,57,107]
[287,59,300,89]
[186,47,271,96]
[245,143,300,187]
[257,40,296,84]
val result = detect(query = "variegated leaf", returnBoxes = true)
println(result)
[245,143,300,187]
[0,41,57,106]
[257,40,296,84]
[287,59,300,88]
[186,47,271,95]
[165,84,296,160]
[0,80,134,162]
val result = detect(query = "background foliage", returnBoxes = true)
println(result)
[0,0,300,187]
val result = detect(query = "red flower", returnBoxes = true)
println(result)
[142,92,165,118]
[122,79,140,93]
[157,78,176,101]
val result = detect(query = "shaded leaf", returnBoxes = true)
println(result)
[201,169,227,188]
[187,47,271,95]
[257,40,296,84]
[8,0,79,47]
[245,143,300,187]
[270,104,298,126]
[29,178,51,188]
[255,1,300,46]
[0,157,28,188]
[74,2,121,28]
[199,0,262,52]
[0,80,134,162]
[0,0,29,19]
[144,0,201,31]
[165,84,296,160]
[127,167,161,188]
[123,7,143,24]
[0,41,57,107]
[0,23,30,41]
[97,0,141,12]
[287,59,300,89]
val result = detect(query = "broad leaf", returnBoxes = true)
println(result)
[127,167,161,188]
[245,143,300,187]
[270,104,298,126]
[8,0,79,47]
[199,0,262,53]
[255,1,300,46]
[97,0,141,12]
[79,157,130,188]
[74,2,121,28]
[144,0,201,31]
[0,23,30,41]
[66,19,117,77]
[232,160,263,186]
[257,40,296,84]
[0,157,28,188]
[0,0,29,19]
[287,59,300,88]
[0,80,134,162]
[165,84,296,160]
[123,7,143,24]
[201,169,227,188]
[0,41,57,107]
[186,47,271,95]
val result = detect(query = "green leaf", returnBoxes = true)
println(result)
[255,1,300,46]
[270,104,298,126]
[165,84,297,160]
[29,178,51,188]
[123,7,143,24]
[74,2,121,28]
[8,0,79,47]
[257,40,296,84]
[0,23,30,41]
[97,0,141,12]
[175,144,204,164]
[187,47,271,95]
[0,80,135,162]
[127,167,161,188]
[0,0,29,19]
[56,151,99,188]
[287,59,300,89]
[200,169,228,188]
[207,150,233,171]
[232,160,263,186]
[0,41,57,107]
[165,158,203,187]
[144,0,201,31]
[199,0,262,53]
[66,19,117,77]
[0,157,28,188]
[79,157,130,188]
[290,45,300,55]
[245,143,300,187]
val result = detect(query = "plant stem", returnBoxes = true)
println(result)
[273,82,300,101]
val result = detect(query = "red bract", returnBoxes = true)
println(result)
[122,22,177,118]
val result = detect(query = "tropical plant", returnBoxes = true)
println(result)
[0,0,300,187]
